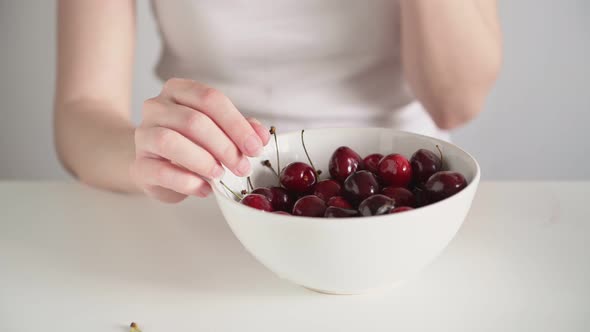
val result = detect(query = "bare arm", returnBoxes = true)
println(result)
[400,0,502,129]
[55,0,137,191]
[54,0,269,201]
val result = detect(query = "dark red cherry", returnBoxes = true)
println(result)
[292,195,327,217]
[381,186,416,207]
[324,206,359,218]
[362,153,383,174]
[280,162,317,194]
[326,196,353,209]
[377,154,412,188]
[329,146,362,183]
[240,194,273,212]
[412,187,430,208]
[424,171,467,203]
[389,206,414,214]
[251,187,273,200]
[252,187,294,212]
[358,194,395,217]
[411,149,442,185]
[313,179,342,201]
[270,187,294,212]
[343,170,380,206]
[273,211,291,215]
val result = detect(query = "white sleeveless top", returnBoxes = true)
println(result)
[150,0,449,140]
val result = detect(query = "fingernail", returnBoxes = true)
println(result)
[236,158,251,176]
[244,134,263,156]
[211,165,225,179]
[199,186,212,197]
[249,117,262,126]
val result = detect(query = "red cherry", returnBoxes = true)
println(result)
[240,194,273,212]
[280,162,317,194]
[358,194,395,216]
[412,187,430,208]
[326,196,353,209]
[329,146,362,183]
[269,187,294,212]
[292,195,327,217]
[424,171,467,203]
[251,187,273,200]
[389,206,414,214]
[381,186,416,207]
[410,149,442,185]
[313,179,342,201]
[362,153,383,174]
[377,154,412,187]
[252,187,294,212]
[324,206,359,218]
[343,170,380,206]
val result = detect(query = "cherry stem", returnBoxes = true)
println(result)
[220,180,243,201]
[262,160,280,179]
[301,130,319,178]
[270,126,280,184]
[247,176,254,191]
[435,144,444,168]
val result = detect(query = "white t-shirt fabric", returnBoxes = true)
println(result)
[150,0,449,140]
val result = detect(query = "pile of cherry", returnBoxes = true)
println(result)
[227,130,468,218]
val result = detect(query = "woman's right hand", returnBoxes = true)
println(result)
[130,78,270,203]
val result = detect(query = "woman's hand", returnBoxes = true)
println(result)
[130,78,270,203]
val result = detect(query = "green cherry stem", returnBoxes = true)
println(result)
[301,130,319,178]
[262,160,280,179]
[220,180,243,201]
[247,176,254,191]
[435,144,444,169]
[270,126,280,184]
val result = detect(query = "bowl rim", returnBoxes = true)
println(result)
[211,127,481,223]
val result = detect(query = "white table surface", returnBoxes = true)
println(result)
[0,181,589,331]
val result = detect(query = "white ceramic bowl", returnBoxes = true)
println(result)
[212,128,480,294]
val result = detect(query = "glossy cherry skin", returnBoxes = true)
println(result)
[389,206,414,214]
[240,194,273,212]
[324,206,359,218]
[362,153,383,174]
[381,186,416,207]
[343,170,380,206]
[251,187,273,200]
[411,149,442,185]
[292,195,327,217]
[326,196,353,209]
[252,187,294,212]
[270,187,295,212]
[358,194,395,217]
[424,171,467,203]
[377,154,413,188]
[280,162,317,194]
[313,179,342,201]
[273,211,291,215]
[329,146,363,183]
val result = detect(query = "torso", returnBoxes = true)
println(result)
[151,0,448,139]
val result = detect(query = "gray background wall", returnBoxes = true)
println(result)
[1,0,588,180]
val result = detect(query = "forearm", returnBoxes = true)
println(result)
[400,0,502,128]
[55,99,139,193]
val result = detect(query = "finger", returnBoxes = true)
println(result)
[247,117,271,145]
[160,79,264,157]
[135,126,235,178]
[144,185,188,203]
[133,157,212,197]
[142,102,250,177]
